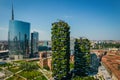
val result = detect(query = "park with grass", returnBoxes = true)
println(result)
[0,60,47,80]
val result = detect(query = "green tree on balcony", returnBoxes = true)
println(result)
[51,20,70,80]
[74,37,91,77]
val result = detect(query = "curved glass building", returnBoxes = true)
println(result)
[8,20,30,60]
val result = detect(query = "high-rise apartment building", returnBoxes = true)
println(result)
[8,1,30,60]
[51,20,70,80]
[74,37,90,76]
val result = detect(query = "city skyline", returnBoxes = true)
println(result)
[0,0,120,40]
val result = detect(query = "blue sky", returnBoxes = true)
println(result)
[0,0,120,40]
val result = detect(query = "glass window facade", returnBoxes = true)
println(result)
[31,31,39,57]
[8,20,30,59]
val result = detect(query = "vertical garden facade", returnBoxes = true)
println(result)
[51,20,70,80]
[74,37,91,76]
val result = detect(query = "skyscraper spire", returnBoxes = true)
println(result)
[12,0,14,20]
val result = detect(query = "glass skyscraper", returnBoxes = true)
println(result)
[8,20,30,60]
[31,31,39,57]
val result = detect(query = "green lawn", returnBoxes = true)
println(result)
[13,60,25,63]
[7,66,21,73]
[34,76,47,80]
[19,70,47,80]
[6,75,25,80]
[0,67,2,71]
[5,61,47,80]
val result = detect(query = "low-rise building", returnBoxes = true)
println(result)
[102,54,120,80]
[39,51,52,70]
[39,51,74,71]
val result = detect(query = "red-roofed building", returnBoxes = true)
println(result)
[102,54,120,80]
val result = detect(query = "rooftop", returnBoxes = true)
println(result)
[102,54,120,80]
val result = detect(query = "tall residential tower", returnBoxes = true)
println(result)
[51,20,70,80]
